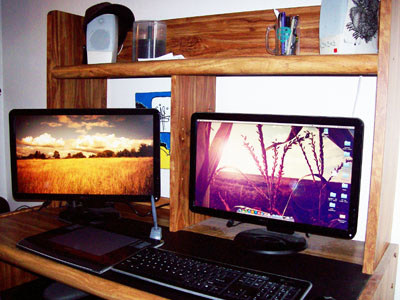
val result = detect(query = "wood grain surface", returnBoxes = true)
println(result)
[51,54,378,79]
[117,6,320,61]
[169,76,216,232]
[47,11,106,108]
[363,0,400,275]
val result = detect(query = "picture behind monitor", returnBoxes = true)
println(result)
[189,112,364,254]
[9,108,160,222]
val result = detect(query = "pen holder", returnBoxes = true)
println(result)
[133,20,167,61]
[266,15,300,56]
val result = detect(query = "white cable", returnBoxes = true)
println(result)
[118,44,124,56]
[352,76,362,117]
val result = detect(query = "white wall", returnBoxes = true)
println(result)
[1,0,399,297]
[0,0,6,200]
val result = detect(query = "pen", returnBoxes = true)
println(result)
[286,16,298,55]
[285,16,290,52]
[273,9,280,19]
[279,12,286,54]
[290,16,299,55]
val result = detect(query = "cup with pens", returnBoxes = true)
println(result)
[266,12,299,56]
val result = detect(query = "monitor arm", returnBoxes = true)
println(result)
[150,195,162,240]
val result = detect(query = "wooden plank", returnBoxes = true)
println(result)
[51,54,378,79]
[185,218,365,265]
[0,261,37,291]
[47,11,106,108]
[118,6,320,61]
[169,76,216,232]
[359,244,398,299]
[0,209,170,299]
[166,6,320,58]
[0,242,164,300]
[363,0,399,274]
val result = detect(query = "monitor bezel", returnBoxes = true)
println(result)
[189,112,364,239]
[9,108,161,203]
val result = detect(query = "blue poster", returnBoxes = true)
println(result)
[135,92,171,169]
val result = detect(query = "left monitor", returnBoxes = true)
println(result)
[9,108,160,221]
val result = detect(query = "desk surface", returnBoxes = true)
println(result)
[0,207,397,300]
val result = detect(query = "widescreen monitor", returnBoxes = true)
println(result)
[9,108,160,221]
[189,112,364,254]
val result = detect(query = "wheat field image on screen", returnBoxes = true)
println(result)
[15,114,154,195]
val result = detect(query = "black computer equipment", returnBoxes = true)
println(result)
[9,108,160,223]
[10,109,363,299]
[112,246,313,300]
[12,108,164,274]
[189,112,364,254]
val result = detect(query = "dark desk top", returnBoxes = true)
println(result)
[96,217,370,300]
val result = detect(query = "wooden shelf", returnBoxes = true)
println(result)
[46,2,400,290]
[51,55,378,79]
[185,218,366,265]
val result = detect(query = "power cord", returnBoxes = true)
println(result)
[38,200,52,211]
[226,219,242,227]
[15,205,31,211]
[352,75,362,117]
[122,200,170,218]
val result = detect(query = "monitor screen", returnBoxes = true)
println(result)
[9,108,160,203]
[189,112,364,243]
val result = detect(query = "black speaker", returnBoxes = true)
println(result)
[0,197,10,213]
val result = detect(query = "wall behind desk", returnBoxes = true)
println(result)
[0,0,6,200]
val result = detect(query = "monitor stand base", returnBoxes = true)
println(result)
[58,201,120,225]
[234,228,307,255]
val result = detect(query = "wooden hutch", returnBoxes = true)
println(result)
[0,1,399,299]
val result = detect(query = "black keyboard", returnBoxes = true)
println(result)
[112,247,312,300]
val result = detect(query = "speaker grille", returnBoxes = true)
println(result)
[89,29,111,50]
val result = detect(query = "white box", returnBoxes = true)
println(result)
[319,0,379,55]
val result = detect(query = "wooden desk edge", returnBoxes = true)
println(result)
[0,243,166,300]
[359,243,398,300]
[2,238,398,300]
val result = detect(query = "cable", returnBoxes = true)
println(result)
[352,76,363,117]
[121,200,170,218]
[15,205,31,211]
[38,200,52,212]
[118,44,124,55]
[155,203,170,209]
[226,219,242,227]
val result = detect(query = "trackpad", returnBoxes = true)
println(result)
[51,226,139,256]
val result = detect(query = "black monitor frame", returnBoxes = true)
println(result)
[9,108,161,205]
[189,112,364,241]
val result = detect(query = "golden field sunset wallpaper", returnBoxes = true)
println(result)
[13,114,155,195]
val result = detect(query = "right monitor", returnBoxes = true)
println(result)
[189,112,364,254]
